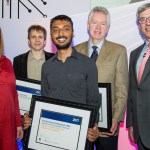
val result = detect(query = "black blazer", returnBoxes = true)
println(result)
[13,50,54,79]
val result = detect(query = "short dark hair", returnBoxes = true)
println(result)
[28,25,47,40]
[50,15,74,31]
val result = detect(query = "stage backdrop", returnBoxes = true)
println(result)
[0,0,149,150]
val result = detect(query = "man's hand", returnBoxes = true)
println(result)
[128,126,135,143]
[23,112,32,130]
[87,123,100,142]
[101,118,119,136]
[17,126,24,140]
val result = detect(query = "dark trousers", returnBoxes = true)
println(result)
[137,137,150,150]
[95,136,118,150]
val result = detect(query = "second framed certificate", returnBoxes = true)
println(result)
[98,83,112,131]
[24,95,97,150]
[16,77,41,115]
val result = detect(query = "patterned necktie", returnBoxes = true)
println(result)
[91,46,98,61]
[138,44,150,84]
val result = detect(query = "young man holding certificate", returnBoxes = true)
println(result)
[41,14,101,143]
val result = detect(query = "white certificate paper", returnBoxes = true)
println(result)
[98,83,112,131]
[98,87,107,128]
[36,110,82,149]
[16,79,41,115]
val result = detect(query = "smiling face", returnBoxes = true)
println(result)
[138,7,150,42]
[28,30,46,51]
[50,20,74,50]
[88,12,109,45]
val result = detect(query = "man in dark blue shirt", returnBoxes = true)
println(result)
[41,15,101,143]
[42,47,100,106]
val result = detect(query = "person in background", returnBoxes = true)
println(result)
[41,14,101,145]
[14,25,54,147]
[0,28,23,149]
[13,25,54,81]
[126,3,150,150]
[75,6,128,150]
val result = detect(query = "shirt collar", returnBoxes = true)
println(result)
[28,50,45,61]
[145,41,149,47]
[71,47,78,59]
[88,39,104,49]
[51,47,78,61]
[88,39,104,56]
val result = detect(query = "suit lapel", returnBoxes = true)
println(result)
[22,51,29,78]
[81,42,89,56]
[132,44,145,85]
[133,46,142,83]
[96,40,110,65]
[140,57,150,83]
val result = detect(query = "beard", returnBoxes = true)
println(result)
[52,36,73,50]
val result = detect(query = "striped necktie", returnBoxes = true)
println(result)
[91,46,98,61]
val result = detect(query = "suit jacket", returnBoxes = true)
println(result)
[75,40,128,134]
[13,50,54,79]
[126,44,150,148]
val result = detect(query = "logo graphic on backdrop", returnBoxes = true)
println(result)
[1,0,47,19]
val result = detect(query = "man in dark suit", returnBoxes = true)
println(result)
[126,3,150,150]
[13,25,54,81]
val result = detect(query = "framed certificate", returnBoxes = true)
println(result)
[24,95,97,150]
[98,83,112,131]
[16,77,41,115]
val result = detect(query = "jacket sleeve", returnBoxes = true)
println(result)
[126,52,133,128]
[41,62,49,97]
[113,47,128,122]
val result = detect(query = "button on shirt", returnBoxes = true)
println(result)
[41,48,101,111]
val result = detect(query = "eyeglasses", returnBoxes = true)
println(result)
[138,16,150,24]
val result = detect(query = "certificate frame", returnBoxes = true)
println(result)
[98,83,112,132]
[24,95,97,150]
[16,77,41,115]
